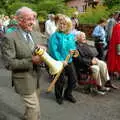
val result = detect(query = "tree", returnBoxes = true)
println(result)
[35,0,74,20]
[103,0,120,8]
[0,0,21,14]
[4,0,74,21]
[64,0,72,2]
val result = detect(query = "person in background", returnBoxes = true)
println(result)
[1,7,47,120]
[92,0,100,8]
[45,14,57,39]
[70,12,80,37]
[92,18,107,60]
[71,12,79,30]
[107,13,120,80]
[3,15,10,27]
[106,11,120,45]
[0,18,7,34]
[6,16,18,33]
[74,32,118,94]
[48,14,77,105]
[0,21,5,39]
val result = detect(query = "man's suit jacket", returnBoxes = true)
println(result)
[73,42,98,72]
[2,28,46,95]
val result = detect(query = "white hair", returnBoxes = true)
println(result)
[79,32,85,36]
[76,31,86,41]
[15,6,35,16]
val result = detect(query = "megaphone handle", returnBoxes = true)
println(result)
[47,69,63,92]
[65,54,71,62]
[47,54,71,93]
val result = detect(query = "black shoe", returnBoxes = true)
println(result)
[110,84,119,89]
[64,95,76,103]
[105,83,119,89]
[56,98,63,105]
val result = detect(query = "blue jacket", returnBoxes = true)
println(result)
[92,25,107,47]
[48,31,76,63]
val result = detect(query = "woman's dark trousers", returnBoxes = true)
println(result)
[55,63,77,100]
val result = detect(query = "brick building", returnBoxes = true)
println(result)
[66,0,101,12]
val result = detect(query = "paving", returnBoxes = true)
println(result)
[0,49,120,120]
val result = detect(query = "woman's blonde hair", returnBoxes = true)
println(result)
[55,14,72,33]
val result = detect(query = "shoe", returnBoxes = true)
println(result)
[98,87,111,92]
[64,95,76,103]
[56,98,63,105]
[91,88,106,95]
[105,80,119,89]
[96,90,106,95]
[105,83,119,89]
[110,84,119,89]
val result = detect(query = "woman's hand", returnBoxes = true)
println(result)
[62,61,68,67]
[70,50,79,57]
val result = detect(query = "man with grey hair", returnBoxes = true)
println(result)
[2,6,46,120]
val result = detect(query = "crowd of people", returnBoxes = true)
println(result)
[0,6,120,120]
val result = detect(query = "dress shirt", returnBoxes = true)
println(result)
[22,31,35,51]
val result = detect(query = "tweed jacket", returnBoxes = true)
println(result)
[2,27,46,95]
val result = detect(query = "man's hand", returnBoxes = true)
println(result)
[32,55,43,64]
[91,57,98,65]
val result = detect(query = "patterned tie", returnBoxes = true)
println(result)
[26,33,34,51]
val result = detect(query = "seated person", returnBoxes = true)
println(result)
[73,32,117,93]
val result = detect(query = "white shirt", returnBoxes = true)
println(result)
[45,19,57,37]
[22,31,35,51]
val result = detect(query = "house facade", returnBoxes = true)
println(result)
[66,0,101,12]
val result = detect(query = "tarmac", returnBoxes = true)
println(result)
[0,46,120,120]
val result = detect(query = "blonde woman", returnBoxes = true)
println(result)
[48,14,77,105]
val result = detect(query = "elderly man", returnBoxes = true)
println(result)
[1,7,46,120]
[74,32,117,93]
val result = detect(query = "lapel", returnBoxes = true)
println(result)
[15,28,33,53]
[16,28,28,44]
[30,31,39,46]
[17,28,36,52]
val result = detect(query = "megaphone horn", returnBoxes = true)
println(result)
[34,47,63,75]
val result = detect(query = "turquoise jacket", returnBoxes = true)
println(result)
[48,31,76,63]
